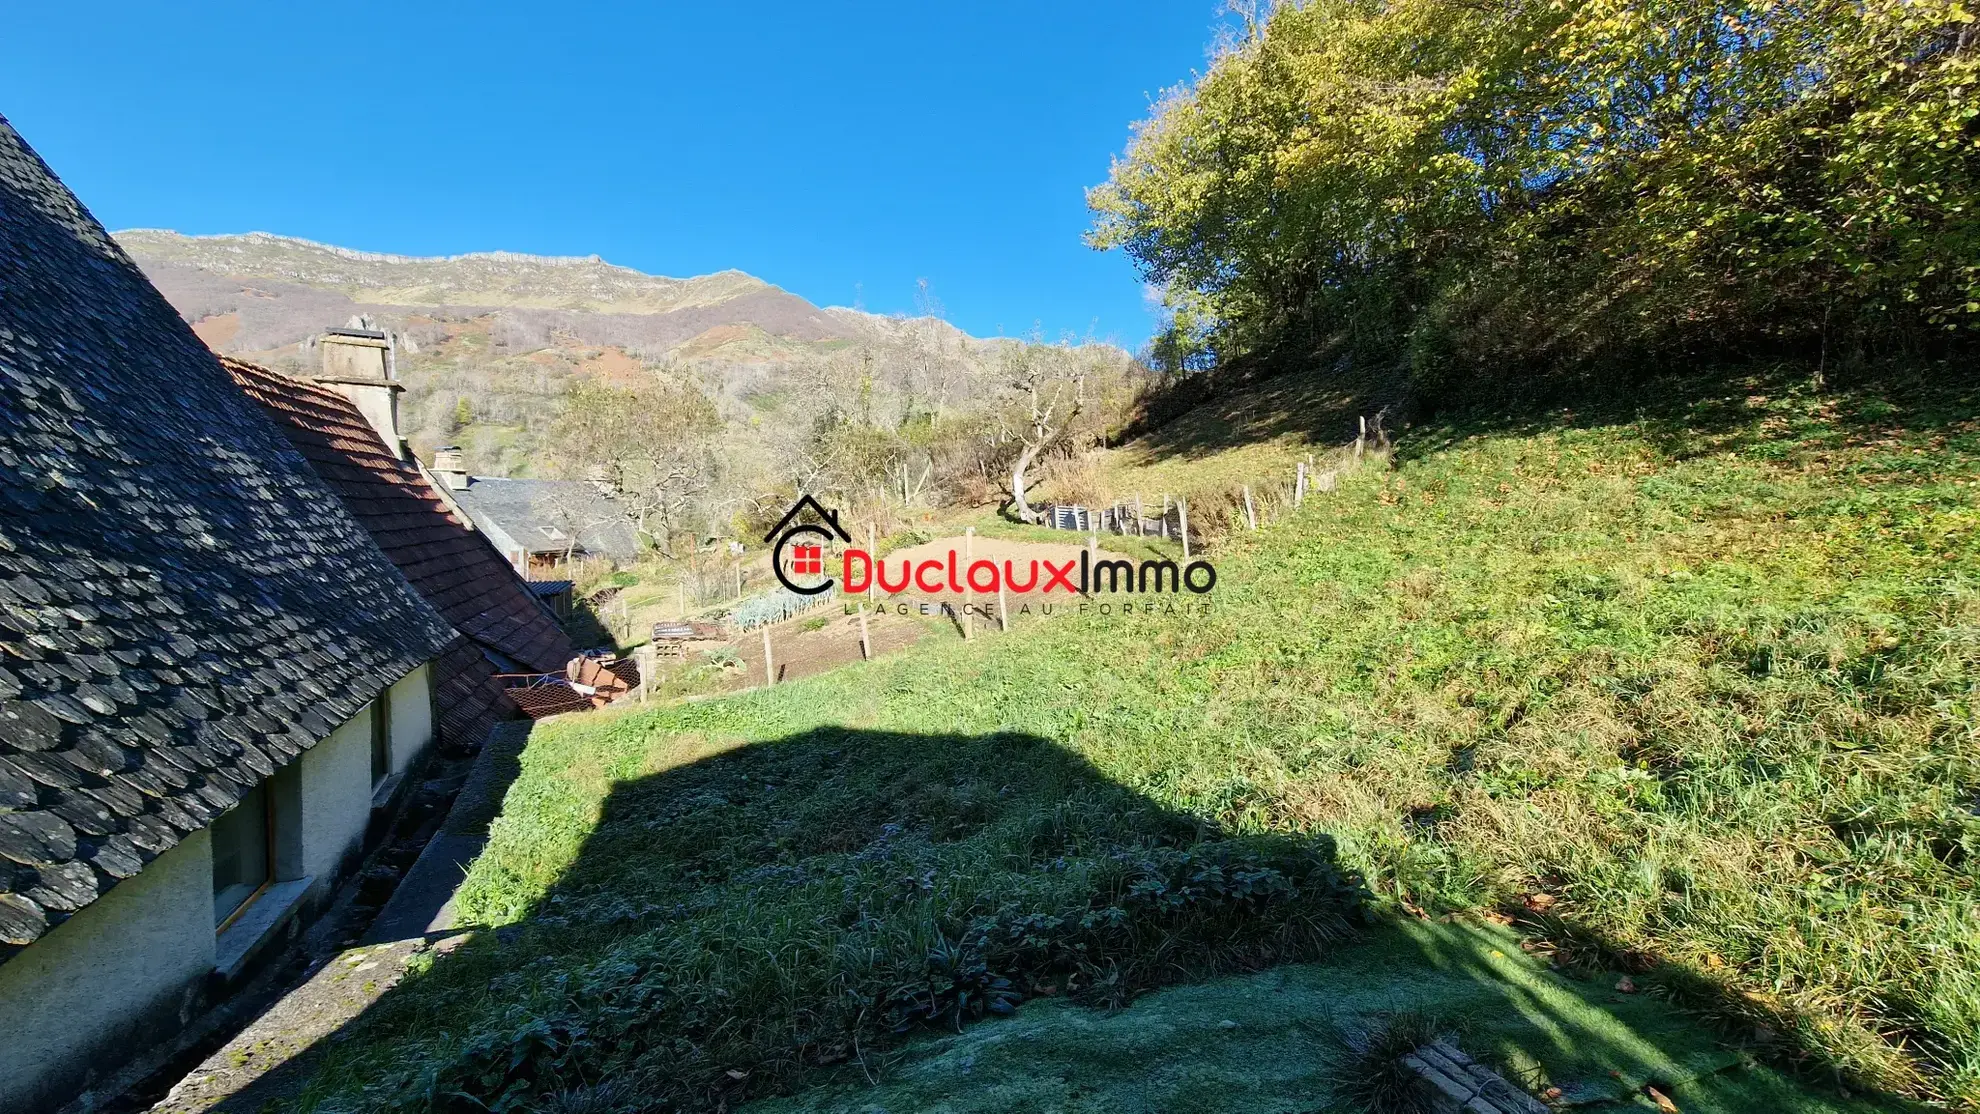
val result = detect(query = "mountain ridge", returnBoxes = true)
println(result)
[113,229,1129,479]
[113,229,1006,346]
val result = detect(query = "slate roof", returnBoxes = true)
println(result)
[449,477,642,561]
[223,358,575,745]
[0,117,457,957]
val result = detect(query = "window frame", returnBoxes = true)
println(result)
[370,690,393,787]
[212,784,276,934]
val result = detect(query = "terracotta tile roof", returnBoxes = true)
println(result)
[220,359,575,745]
[432,640,516,750]
[0,117,458,956]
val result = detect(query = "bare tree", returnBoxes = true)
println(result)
[1002,342,1086,524]
[549,380,720,558]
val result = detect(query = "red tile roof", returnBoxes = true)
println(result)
[223,359,575,746]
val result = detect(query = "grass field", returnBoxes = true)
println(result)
[294,366,1979,1111]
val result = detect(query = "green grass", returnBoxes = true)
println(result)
[749,919,1903,1114]
[298,367,1980,1111]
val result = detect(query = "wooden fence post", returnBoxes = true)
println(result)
[867,524,877,602]
[636,643,654,704]
[762,626,775,687]
[1356,416,1367,461]
[998,583,1009,632]
[857,603,871,660]
[734,558,743,601]
[1161,494,1171,538]
[1243,485,1257,530]
[1179,499,1190,560]
[1295,462,1307,508]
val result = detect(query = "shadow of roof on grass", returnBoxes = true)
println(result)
[199,722,1922,1114]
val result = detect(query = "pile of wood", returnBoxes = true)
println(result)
[650,621,726,660]
[566,655,634,706]
[502,655,644,719]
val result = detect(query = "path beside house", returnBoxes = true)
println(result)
[146,722,536,1114]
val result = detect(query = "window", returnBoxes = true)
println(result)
[791,543,823,576]
[211,783,272,927]
[370,693,393,786]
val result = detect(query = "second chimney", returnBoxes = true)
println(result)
[313,327,406,459]
[432,445,471,491]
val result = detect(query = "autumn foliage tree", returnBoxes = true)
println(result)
[550,380,722,556]
[1091,0,1980,395]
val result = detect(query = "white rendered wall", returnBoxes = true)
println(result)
[386,663,434,777]
[297,703,374,888]
[0,672,436,1111]
[0,829,215,1112]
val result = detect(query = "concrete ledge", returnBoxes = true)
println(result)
[214,877,313,982]
[360,721,534,945]
[369,772,403,811]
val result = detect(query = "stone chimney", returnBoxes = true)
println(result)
[432,446,471,491]
[312,326,406,460]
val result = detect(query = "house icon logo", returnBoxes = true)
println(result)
[765,495,852,596]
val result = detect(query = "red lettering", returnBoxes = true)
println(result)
[1042,559,1079,593]
[915,559,946,593]
[967,559,998,593]
[843,550,871,593]
[947,549,962,592]
[1003,559,1039,592]
[878,557,911,594]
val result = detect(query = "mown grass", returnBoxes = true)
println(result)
[301,367,1980,1111]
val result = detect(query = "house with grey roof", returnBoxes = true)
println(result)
[0,118,457,1111]
[427,455,643,577]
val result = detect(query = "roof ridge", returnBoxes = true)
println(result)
[218,355,353,410]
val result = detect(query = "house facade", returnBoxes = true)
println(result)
[0,118,458,1111]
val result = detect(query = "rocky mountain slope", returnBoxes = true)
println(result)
[116,230,1087,478]
[116,229,998,366]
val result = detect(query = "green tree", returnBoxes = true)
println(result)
[1090,0,1980,393]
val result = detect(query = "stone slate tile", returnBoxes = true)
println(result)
[0,116,457,954]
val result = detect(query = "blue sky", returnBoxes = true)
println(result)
[2,3,1232,349]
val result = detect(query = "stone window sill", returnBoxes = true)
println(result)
[215,875,313,981]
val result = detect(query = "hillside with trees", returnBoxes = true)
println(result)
[119,231,1146,546]
[1091,0,1978,401]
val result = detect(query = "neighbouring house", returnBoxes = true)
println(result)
[223,351,576,753]
[427,450,642,582]
[0,119,457,1111]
